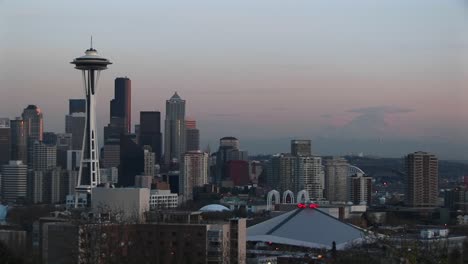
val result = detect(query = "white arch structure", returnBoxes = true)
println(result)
[348,165,365,177]
[297,190,310,203]
[267,190,280,211]
[282,190,295,204]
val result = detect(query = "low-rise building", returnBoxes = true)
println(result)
[91,187,150,222]
[149,189,178,209]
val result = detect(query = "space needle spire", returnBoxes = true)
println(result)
[71,40,112,207]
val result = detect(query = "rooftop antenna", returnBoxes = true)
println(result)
[90,36,93,49]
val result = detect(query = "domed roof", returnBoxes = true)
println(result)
[199,204,230,212]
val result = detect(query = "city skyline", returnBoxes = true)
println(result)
[1,0,468,159]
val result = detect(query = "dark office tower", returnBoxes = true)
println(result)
[186,119,200,151]
[119,134,144,187]
[405,151,438,207]
[102,139,120,168]
[65,99,85,150]
[110,77,131,133]
[291,140,311,156]
[22,105,44,166]
[56,133,73,169]
[215,137,239,184]
[69,99,86,114]
[135,124,140,143]
[0,119,11,165]
[10,118,28,164]
[43,132,57,146]
[139,111,162,163]
[21,105,43,141]
[164,92,186,164]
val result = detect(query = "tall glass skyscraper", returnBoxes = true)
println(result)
[21,105,43,142]
[164,92,186,164]
[10,117,28,164]
[0,118,11,165]
[139,111,162,163]
[22,105,43,167]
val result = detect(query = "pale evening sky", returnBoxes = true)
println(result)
[1,0,468,159]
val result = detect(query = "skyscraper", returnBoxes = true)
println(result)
[65,99,85,150]
[186,129,199,151]
[291,140,311,156]
[56,133,73,169]
[104,77,131,142]
[71,43,112,202]
[69,99,86,114]
[139,111,162,163]
[111,77,131,134]
[0,118,11,165]
[180,151,208,201]
[22,105,44,167]
[405,151,438,207]
[119,134,144,187]
[32,141,57,171]
[1,161,28,203]
[226,160,250,186]
[102,139,120,168]
[164,92,186,164]
[186,119,200,151]
[269,154,296,192]
[215,137,246,184]
[296,156,324,200]
[143,146,156,177]
[42,132,58,146]
[10,118,28,164]
[350,172,372,205]
[22,105,43,142]
[324,157,349,203]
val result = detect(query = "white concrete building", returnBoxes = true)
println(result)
[91,187,150,222]
[149,189,178,209]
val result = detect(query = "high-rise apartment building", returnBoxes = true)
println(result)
[0,118,11,165]
[296,156,324,200]
[350,172,372,205]
[10,118,28,164]
[324,157,349,203]
[186,119,200,151]
[164,92,186,164]
[291,140,311,156]
[405,151,438,207]
[269,154,296,193]
[1,161,28,203]
[143,146,156,177]
[180,151,208,201]
[139,111,162,163]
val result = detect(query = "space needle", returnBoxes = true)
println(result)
[71,39,112,207]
